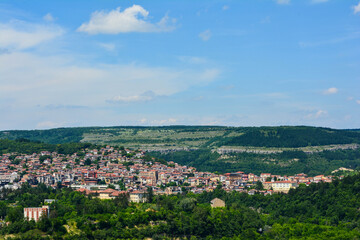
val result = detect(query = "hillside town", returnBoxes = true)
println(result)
[0,146,338,203]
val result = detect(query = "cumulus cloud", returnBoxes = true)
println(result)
[78,5,175,34]
[0,20,63,50]
[323,87,338,95]
[276,0,290,5]
[199,30,211,41]
[354,2,360,14]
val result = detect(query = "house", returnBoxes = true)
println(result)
[260,173,271,181]
[262,181,298,193]
[210,198,225,208]
[98,188,118,200]
[98,188,126,200]
[24,206,49,221]
[263,182,273,190]
[44,199,56,204]
[271,181,298,193]
[129,190,146,203]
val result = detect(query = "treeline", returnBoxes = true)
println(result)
[0,126,227,145]
[0,139,94,155]
[149,148,360,176]
[0,183,263,239]
[2,175,360,239]
[0,127,91,144]
[221,126,360,148]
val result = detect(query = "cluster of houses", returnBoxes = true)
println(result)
[0,146,338,205]
[0,146,343,222]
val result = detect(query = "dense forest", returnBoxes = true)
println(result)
[0,139,94,155]
[221,126,360,147]
[149,147,360,176]
[0,128,93,144]
[1,174,360,239]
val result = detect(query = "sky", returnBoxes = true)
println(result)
[0,0,360,130]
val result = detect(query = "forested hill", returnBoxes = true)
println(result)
[1,126,360,150]
[0,139,94,155]
[220,126,360,148]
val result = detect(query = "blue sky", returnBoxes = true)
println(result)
[0,0,360,130]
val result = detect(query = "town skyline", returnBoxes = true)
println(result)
[0,144,337,198]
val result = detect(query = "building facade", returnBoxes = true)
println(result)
[24,206,49,221]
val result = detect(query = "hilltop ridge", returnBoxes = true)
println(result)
[1,126,360,151]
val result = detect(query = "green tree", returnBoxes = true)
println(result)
[255,181,264,190]
[146,187,154,203]
[84,158,92,165]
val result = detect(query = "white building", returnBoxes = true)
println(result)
[129,191,146,203]
[24,206,49,221]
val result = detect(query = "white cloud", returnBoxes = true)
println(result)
[199,30,211,41]
[299,32,360,48]
[323,87,338,95]
[261,16,271,24]
[356,100,360,105]
[0,20,63,50]
[354,2,360,14]
[222,5,229,11]
[305,110,328,119]
[134,117,179,125]
[276,0,290,5]
[178,56,207,64]
[262,92,288,99]
[344,115,352,121]
[36,121,64,129]
[199,69,220,81]
[78,5,175,34]
[311,0,328,4]
[315,110,327,118]
[43,13,54,22]
[0,52,220,107]
[110,91,157,103]
[159,118,177,124]
[98,42,116,51]
[148,118,177,125]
